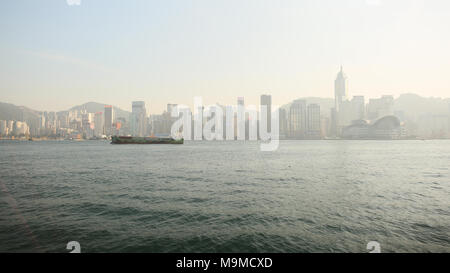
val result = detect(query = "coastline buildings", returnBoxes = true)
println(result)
[1,65,448,140]
[287,100,322,139]
[329,67,405,139]
[0,120,30,137]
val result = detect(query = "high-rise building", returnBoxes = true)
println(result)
[279,108,288,139]
[94,112,104,137]
[104,105,114,136]
[307,104,321,138]
[339,96,366,127]
[235,97,246,139]
[330,108,338,137]
[260,95,272,132]
[335,66,348,112]
[289,99,307,138]
[131,101,147,137]
[352,96,365,120]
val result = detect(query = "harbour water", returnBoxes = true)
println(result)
[0,140,449,253]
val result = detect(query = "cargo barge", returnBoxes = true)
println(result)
[111,136,183,144]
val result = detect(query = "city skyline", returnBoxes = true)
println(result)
[2,0,450,113]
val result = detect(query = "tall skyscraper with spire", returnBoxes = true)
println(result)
[334,66,348,112]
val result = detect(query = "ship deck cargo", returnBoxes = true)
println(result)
[111,136,183,144]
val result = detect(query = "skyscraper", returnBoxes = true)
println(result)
[307,104,321,138]
[131,101,147,137]
[260,95,272,132]
[94,112,104,137]
[339,96,366,127]
[352,96,365,120]
[289,99,307,139]
[104,105,114,136]
[335,66,348,112]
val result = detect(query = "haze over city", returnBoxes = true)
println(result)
[1,0,450,113]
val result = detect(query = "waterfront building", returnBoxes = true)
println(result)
[289,99,307,139]
[342,116,405,139]
[94,112,104,137]
[279,108,288,139]
[131,101,147,137]
[260,95,272,132]
[307,104,321,139]
[104,105,114,136]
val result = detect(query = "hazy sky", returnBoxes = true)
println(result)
[1,0,449,113]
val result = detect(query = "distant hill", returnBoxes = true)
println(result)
[67,102,131,119]
[0,101,131,122]
[0,102,40,123]
[394,93,450,118]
